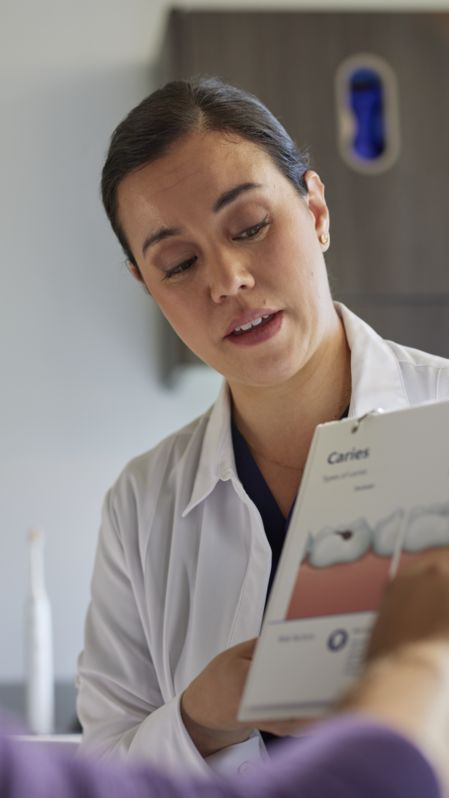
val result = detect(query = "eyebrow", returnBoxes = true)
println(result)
[142,226,182,257]
[141,182,262,257]
[212,182,262,212]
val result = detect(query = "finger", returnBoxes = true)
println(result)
[232,638,258,660]
[257,718,311,736]
[397,547,449,577]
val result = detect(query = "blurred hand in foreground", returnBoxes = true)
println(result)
[182,548,449,761]
[342,548,449,795]
[365,547,449,662]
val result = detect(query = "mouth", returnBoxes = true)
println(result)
[229,313,273,336]
[224,310,282,345]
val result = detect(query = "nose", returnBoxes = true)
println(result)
[208,249,255,303]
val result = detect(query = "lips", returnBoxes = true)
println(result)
[231,313,273,336]
[224,308,279,338]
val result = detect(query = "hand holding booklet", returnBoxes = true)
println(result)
[239,399,449,723]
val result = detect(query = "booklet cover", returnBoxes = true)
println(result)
[239,399,449,723]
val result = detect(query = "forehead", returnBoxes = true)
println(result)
[116,129,283,225]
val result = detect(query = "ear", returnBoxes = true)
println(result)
[128,262,152,295]
[304,170,330,251]
[128,262,144,282]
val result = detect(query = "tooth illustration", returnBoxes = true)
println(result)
[304,531,313,558]
[308,518,372,567]
[372,510,404,557]
[404,504,449,552]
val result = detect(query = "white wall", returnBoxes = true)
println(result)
[0,0,220,683]
[1,0,449,686]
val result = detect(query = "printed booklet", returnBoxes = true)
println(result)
[239,399,449,723]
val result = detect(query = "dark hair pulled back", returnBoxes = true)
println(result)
[101,76,310,265]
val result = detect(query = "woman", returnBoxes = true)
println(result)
[76,77,449,774]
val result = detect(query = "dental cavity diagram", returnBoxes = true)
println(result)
[286,503,449,621]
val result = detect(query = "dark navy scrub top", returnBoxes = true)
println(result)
[232,420,292,749]
[231,420,291,602]
[231,407,349,601]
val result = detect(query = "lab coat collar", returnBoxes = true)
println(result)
[182,381,236,517]
[183,304,411,517]
[336,303,409,417]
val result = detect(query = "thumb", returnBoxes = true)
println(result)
[234,637,258,660]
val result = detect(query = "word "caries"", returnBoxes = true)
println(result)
[327,447,370,465]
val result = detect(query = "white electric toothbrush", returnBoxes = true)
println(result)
[26,527,54,734]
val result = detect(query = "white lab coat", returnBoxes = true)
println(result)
[76,304,449,776]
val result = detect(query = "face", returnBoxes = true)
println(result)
[117,129,334,390]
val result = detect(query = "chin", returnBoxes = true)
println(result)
[229,362,303,390]
[211,341,310,389]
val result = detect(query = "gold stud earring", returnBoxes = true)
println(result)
[319,233,329,246]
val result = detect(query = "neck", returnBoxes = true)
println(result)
[229,313,351,471]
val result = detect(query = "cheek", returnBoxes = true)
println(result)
[270,227,313,280]
[261,227,296,273]
[154,292,205,343]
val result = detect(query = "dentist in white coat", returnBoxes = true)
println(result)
[77,77,449,777]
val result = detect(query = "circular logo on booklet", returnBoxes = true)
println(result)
[327,628,349,652]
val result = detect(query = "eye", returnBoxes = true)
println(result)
[163,256,197,280]
[233,216,270,241]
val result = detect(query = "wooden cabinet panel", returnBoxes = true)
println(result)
[338,294,449,358]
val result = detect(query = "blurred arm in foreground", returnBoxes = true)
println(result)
[1,550,449,798]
